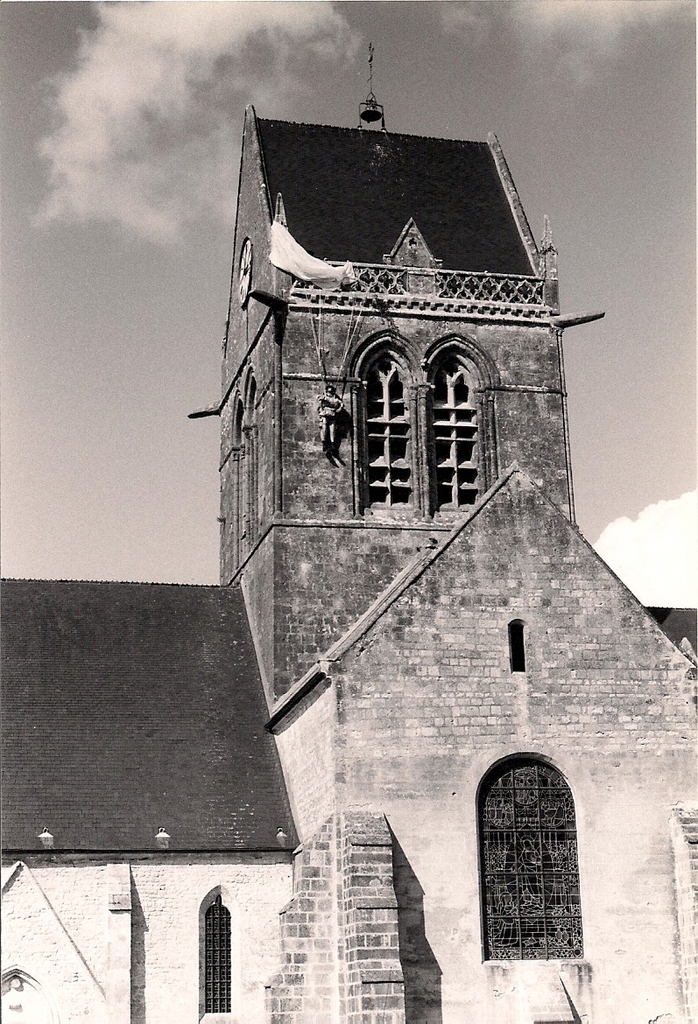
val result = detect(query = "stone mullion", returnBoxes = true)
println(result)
[415,383,432,517]
[241,426,252,556]
[406,384,422,514]
[244,424,258,544]
[348,382,363,517]
[230,448,242,569]
[480,388,499,491]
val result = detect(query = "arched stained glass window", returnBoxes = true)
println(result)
[430,356,478,510]
[478,758,583,960]
[365,356,412,507]
[205,895,232,1013]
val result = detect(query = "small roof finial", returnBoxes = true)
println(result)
[38,826,54,849]
[359,42,386,130]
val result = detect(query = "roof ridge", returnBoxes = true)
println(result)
[257,116,489,148]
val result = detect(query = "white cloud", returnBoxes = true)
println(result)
[441,1,690,82]
[439,5,491,45]
[594,491,698,607]
[511,0,685,35]
[36,2,358,243]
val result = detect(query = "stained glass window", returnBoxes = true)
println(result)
[479,759,583,960]
[205,895,232,1013]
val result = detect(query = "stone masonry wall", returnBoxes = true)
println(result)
[272,524,430,697]
[267,813,405,1024]
[278,310,571,518]
[2,853,292,1024]
[224,299,575,697]
[671,804,698,1023]
[267,817,339,1024]
[274,682,337,841]
[339,812,405,1024]
[322,472,695,1023]
[2,860,108,1024]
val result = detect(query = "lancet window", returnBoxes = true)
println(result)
[245,376,258,544]
[205,895,232,1013]
[478,758,583,960]
[365,356,413,507]
[430,355,478,509]
[233,398,245,562]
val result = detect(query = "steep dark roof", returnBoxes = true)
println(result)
[647,607,697,652]
[1,580,296,852]
[257,119,534,274]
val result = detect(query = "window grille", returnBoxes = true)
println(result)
[431,358,478,509]
[205,895,232,1013]
[365,358,412,506]
[479,759,583,960]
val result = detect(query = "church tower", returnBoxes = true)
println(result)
[216,108,695,1024]
[220,105,571,703]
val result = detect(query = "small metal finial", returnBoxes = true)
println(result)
[38,827,54,849]
[155,826,171,849]
[359,42,386,130]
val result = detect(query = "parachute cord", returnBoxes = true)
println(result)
[309,294,328,384]
[338,295,367,400]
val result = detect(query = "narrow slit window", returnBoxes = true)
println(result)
[509,620,526,673]
[205,895,232,1013]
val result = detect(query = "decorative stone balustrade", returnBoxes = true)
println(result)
[290,262,546,306]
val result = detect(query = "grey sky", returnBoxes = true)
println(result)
[1,1,695,589]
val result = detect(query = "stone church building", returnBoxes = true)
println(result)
[2,106,697,1024]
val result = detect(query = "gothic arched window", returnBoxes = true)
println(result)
[364,355,413,507]
[430,355,478,510]
[478,758,583,960]
[205,895,232,1013]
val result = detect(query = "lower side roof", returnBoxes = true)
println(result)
[1,580,296,852]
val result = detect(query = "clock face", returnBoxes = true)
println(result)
[239,238,253,308]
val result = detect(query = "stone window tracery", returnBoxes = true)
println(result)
[430,356,478,510]
[478,758,583,960]
[365,356,413,507]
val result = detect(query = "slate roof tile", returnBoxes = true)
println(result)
[257,119,534,274]
[647,606,697,652]
[1,580,296,852]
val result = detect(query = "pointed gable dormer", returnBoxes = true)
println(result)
[383,219,442,268]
